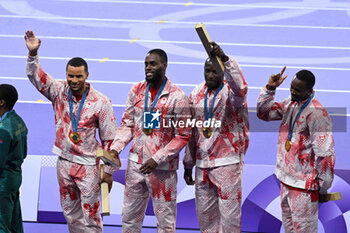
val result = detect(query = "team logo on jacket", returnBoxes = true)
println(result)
[143,110,161,129]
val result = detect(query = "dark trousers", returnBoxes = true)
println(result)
[0,191,23,233]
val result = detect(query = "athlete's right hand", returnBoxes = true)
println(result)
[184,169,195,185]
[110,150,120,162]
[266,66,288,90]
[24,30,41,56]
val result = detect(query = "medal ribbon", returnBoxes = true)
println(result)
[288,93,313,141]
[204,83,224,120]
[144,78,167,113]
[69,87,88,133]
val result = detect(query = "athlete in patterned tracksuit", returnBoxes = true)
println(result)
[0,84,28,233]
[257,67,335,233]
[183,42,249,233]
[25,30,119,233]
[110,49,191,233]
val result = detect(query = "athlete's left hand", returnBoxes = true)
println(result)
[101,173,114,192]
[140,158,158,174]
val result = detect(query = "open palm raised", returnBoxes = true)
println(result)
[24,30,41,56]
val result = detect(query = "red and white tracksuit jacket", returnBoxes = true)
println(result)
[26,55,118,233]
[111,78,191,232]
[183,58,249,233]
[257,87,335,233]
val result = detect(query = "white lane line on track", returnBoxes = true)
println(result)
[1,55,350,71]
[2,76,350,94]
[16,100,350,117]
[2,34,350,51]
[1,15,350,30]
[57,0,350,12]
[17,100,126,107]
[247,109,350,117]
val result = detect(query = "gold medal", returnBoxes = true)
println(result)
[70,132,81,144]
[202,127,212,138]
[143,128,153,135]
[285,140,291,152]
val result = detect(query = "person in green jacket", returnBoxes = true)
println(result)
[0,84,28,233]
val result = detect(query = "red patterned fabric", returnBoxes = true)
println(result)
[257,87,335,232]
[26,55,119,231]
[111,78,191,170]
[26,55,118,174]
[111,78,191,231]
[57,158,102,233]
[183,58,249,169]
[281,183,319,233]
[122,161,177,233]
[257,87,335,193]
[183,58,249,233]
[195,163,243,233]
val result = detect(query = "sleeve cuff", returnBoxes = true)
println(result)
[110,143,123,155]
[104,164,120,175]
[224,57,239,70]
[27,55,38,62]
[152,151,165,165]
[264,86,276,93]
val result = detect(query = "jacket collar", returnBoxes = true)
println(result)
[140,77,171,98]
[0,110,13,122]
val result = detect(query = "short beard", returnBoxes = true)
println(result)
[206,80,222,90]
[146,68,163,85]
[208,83,220,90]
